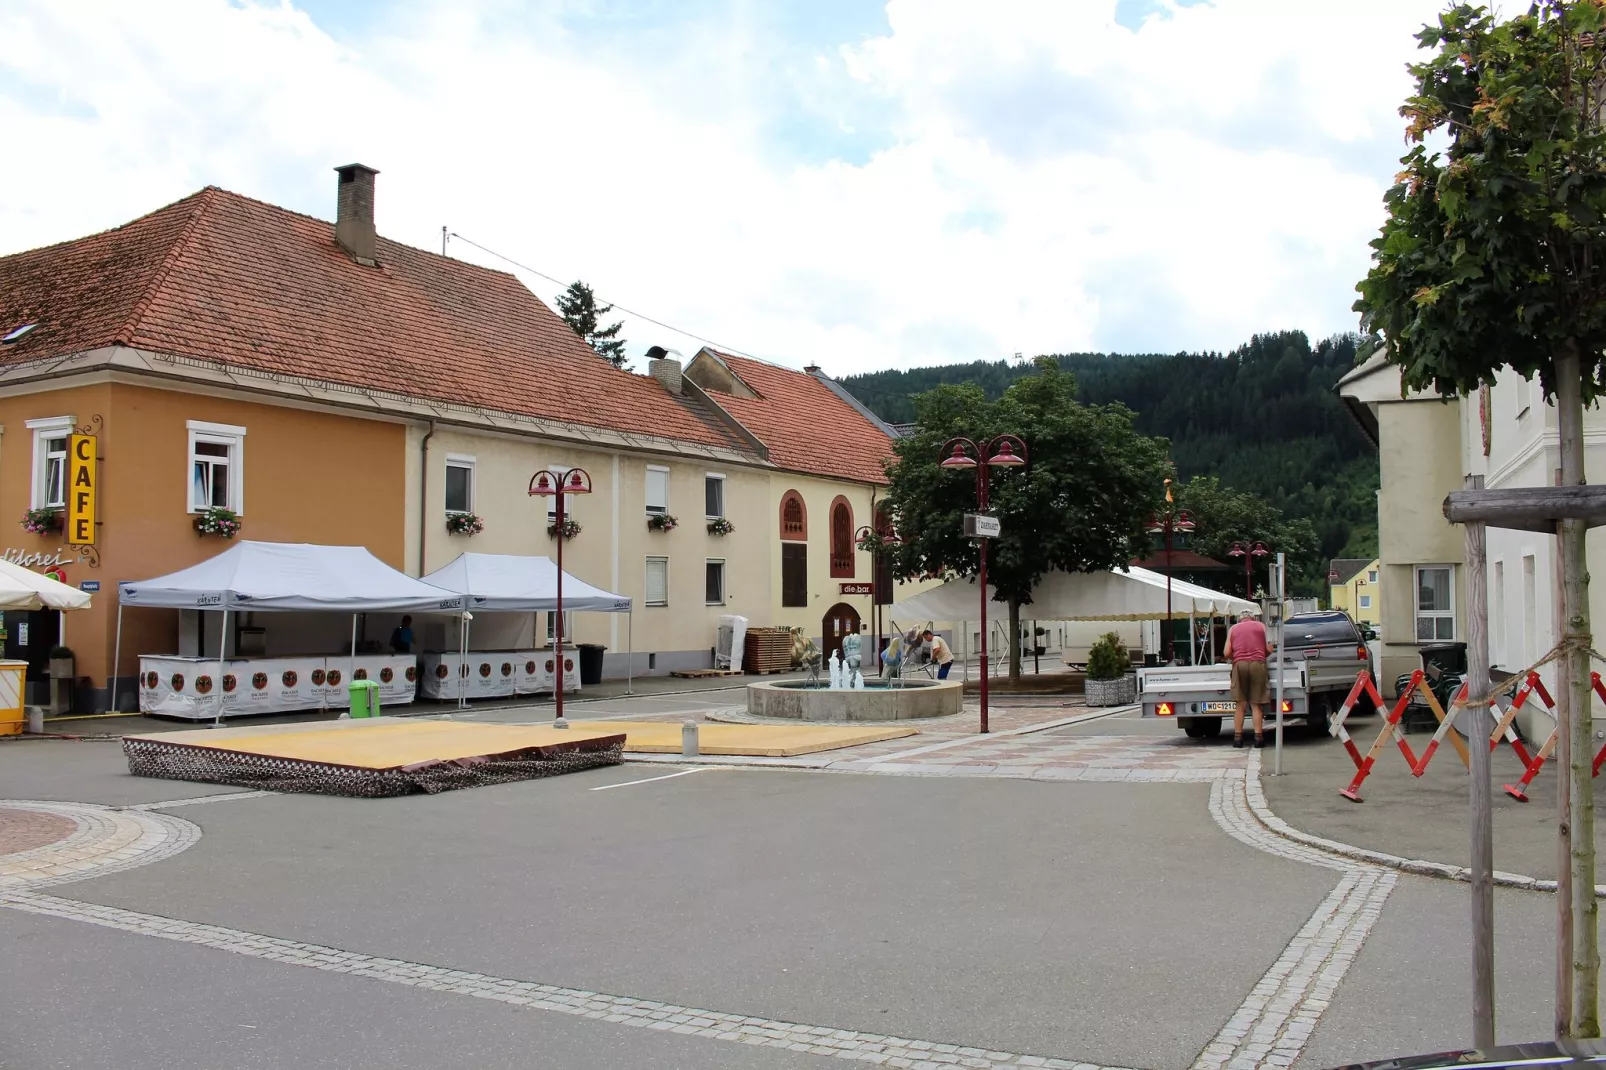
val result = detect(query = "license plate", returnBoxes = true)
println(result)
[1202,701,1236,712]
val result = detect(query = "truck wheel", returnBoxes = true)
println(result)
[1184,717,1222,740]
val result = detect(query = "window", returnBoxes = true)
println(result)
[544,466,575,521]
[1415,566,1455,641]
[705,474,725,518]
[1359,594,1372,610]
[779,490,807,540]
[645,557,669,606]
[1493,560,1506,663]
[27,416,72,510]
[544,611,572,642]
[1368,570,1378,584]
[1522,555,1537,664]
[646,466,669,516]
[782,543,807,607]
[186,421,246,513]
[445,455,475,514]
[706,559,725,605]
[828,496,854,578]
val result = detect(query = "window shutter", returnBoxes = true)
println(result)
[646,468,668,514]
[646,558,669,605]
[782,544,807,607]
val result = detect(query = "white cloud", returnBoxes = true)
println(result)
[0,0,1449,373]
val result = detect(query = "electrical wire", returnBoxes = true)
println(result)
[446,231,768,362]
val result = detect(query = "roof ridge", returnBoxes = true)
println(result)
[113,187,218,345]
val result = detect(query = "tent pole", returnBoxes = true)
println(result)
[626,610,634,696]
[460,612,471,711]
[349,613,357,714]
[212,607,228,728]
[110,601,124,715]
[962,620,969,682]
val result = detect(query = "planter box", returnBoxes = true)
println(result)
[1084,673,1136,706]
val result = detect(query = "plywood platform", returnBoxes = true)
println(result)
[122,718,625,797]
[568,721,916,757]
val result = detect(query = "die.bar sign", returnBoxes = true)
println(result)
[839,582,874,596]
[67,434,96,546]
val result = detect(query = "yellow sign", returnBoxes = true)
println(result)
[67,434,96,546]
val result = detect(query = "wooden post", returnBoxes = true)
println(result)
[1555,343,1599,1038]
[1465,473,1496,1050]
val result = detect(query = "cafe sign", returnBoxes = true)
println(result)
[67,433,97,545]
[839,582,874,596]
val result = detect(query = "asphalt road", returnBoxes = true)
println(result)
[4,707,1601,1070]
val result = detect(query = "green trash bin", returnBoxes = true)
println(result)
[348,679,381,719]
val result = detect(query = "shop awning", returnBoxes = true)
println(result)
[422,553,631,613]
[888,566,1257,623]
[0,558,93,611]
[118,541,470,613]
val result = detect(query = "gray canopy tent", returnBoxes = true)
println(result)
[421,552,635,697]
[114,541,471,716]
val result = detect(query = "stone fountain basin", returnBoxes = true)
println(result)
[746,679,963,721]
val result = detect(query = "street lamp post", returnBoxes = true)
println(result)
[529,466,593,729]
[939,434,1027,734]
[1228,540,1271,601]
[1145,479,1196,665]
[856,524,901,674]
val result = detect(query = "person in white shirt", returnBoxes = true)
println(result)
[922,630,955,679]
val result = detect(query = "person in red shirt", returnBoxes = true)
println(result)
[1222,609,1272,748]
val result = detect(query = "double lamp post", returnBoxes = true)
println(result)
[529,466,593,728]
[939,434,1027,734]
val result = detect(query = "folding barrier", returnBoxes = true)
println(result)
[1335,670,1429,802]
[1502,672,1606,803]
[1409,679,1534,777]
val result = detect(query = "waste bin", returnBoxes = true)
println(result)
[1419,642,1468,677]
[348,679,381,719]
[577,644,607,686]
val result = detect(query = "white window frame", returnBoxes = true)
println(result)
[704,472,726,519]
[1358,594,1373,610]
[27,416,72,510]
[645,556,669,607]
[646,465,670,517]
[1414,564,1455,642]
[444,454,476,515]
[186,420,247,514]
[706,558,726,606]
[1367,569,1378,584]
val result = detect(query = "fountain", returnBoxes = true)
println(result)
[746,629,962,721]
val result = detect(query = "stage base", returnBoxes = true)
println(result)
[123,719,625,798]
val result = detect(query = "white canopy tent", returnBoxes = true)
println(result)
[114,541,469,716]
[422,553,634,696]
[889,566,1256,623]
[0,558,93,611]
[888,566,1259,676]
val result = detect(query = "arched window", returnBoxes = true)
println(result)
[779,490,807,541]
[829,496,854,578]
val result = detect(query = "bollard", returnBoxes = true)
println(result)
[682,720,700,757]
[25,707,44,734]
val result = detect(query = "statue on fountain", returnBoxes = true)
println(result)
[841,630,862,676]
[798,636,823,687]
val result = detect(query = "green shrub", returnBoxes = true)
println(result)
[1086,632,1130,681]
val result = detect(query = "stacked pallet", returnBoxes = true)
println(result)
[743,628,794,675]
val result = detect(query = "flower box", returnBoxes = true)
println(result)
[446,512,484,537]
[21,508,62,535]
[193,508,242,539]
[706,517,735,537]
[647,513,678,533]
[548,517,582,540]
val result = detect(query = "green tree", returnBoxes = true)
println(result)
[1354,0,1606,1036]
[1172,476,1320,595]
[881,359,1171,682]
[555,281,627,367]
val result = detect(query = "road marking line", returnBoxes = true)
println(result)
[0,889,1118,1070]
[589,768,717,791]
[1196,754,1396,1070]
[126,791,276,811]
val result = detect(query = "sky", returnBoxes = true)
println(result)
[0,0,1455,375]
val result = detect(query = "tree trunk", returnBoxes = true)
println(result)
[1007,598,1022,684]
[1556,340,1599,1039]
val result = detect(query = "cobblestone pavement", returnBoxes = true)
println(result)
[0,806,75,855]
[0,800,200,889]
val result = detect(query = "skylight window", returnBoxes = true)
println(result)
[1,324,38,343]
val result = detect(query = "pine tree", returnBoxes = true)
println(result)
[555,281,628,368]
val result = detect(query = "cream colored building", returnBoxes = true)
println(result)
[1338,355,1465,694]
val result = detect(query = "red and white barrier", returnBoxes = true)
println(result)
[1337,670,1426,803]
[1502,672,1606,802]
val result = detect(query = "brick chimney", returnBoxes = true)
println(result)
[646,345,682,395]
[334,163,379,266]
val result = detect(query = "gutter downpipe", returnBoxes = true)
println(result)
[418,421,436,576]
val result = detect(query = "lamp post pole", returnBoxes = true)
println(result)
[1146,480,1195,665]
[529,467,593,729]
[857,524,902,676]
[940,435,1027,734]
[1229,540,1271,603]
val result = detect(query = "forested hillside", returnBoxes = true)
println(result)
[841,331,1379,585]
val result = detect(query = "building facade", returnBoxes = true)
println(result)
[0,165,905,709]
[1327,557,1380,628]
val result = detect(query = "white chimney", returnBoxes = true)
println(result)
[646,345,682,395]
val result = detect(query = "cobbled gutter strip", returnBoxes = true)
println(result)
[0,888,1137,1070]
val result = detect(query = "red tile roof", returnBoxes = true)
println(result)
[0,187,736,451]
[697,350,894,485]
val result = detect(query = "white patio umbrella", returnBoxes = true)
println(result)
[0,558,92,611]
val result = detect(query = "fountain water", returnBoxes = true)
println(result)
[851,670,864,690]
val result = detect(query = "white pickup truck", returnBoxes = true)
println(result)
[1137,611,1375,739]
